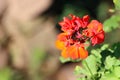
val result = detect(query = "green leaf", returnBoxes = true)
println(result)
[103,15,120,32]
[91,49,101,60]
[74,66,87,75]
[74,51,102,78]
[113,66,120,77]
[100,44,109,51]
[111,42,120,58]
[74,66,81,74]
[113,0,120,10]
[104,56,120,69]
[60,57,81,63]
[59,57,71,63]
[74,43,120,80]
[100,73,119,80]
[82,54,101,76]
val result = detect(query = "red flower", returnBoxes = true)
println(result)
[91,30,104,46]
[56,14,105,60]
[85,20,105,45]
[59,14,90,35]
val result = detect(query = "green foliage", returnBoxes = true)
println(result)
[75,49,102,80]
[97,2,110,21]
[103,15,120,32]
[57,4,89,22]
[104,56,120,70]
[59,57,81,63]
[81,52,101,76]
[103,0,120,32]
[0,48,46,80]
[74,43,120,80]
[59,57,71,63]
[29,48,47,80]
[0,68,12,80]
[113,0,120,10]
[31,48,46,67]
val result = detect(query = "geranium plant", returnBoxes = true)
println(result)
[56,0,120,80]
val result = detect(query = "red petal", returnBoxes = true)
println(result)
[82,15,90,28]
[61,48,69,58]
[87,20,103,32]
[83,15,90,21]
[67,46,79,60]
[59,21,65,27]
[56,40,65,50]
[78,47,88,59]
[91,30,105,46]
[57,33,68,41]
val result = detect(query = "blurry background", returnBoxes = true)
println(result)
[0,0,119,80]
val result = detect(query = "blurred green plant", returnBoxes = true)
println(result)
[103,0,120,32]
[58,4,89,21]
[0,48,46,80]
[113,0,120,10]
[59,56,81,63]
[0,68,12,80]
[104,15,120,32]
[29,47,47,80]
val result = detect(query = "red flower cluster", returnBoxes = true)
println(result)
[56,14,105,60]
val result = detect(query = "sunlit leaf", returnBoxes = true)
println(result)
[59,57,71,63]
[113,0,120,10]
[103,15,120,32]
[100,73,119,80]
[74,66,86,75]
[82,53,101,77]
[113,66,120,77]
[104,56,120,69]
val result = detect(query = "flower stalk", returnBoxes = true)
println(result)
[84,60,95,80]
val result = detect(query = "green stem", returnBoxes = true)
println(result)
[84,60,95,80]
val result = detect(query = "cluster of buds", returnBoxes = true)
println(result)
[56,14,105,60]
